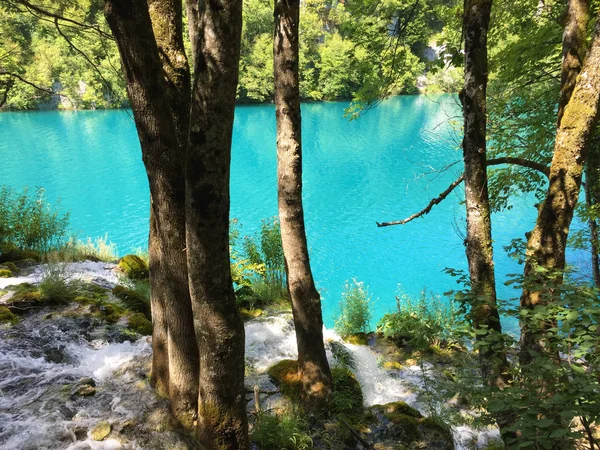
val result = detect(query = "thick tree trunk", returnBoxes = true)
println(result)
[557,0,590,126]
[460,0,507,384]
[520,11,600,363]
[274,0,333,408]
[185,0,248,446]
[104,0,198,426]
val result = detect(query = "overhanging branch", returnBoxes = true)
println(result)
[376,157,550,228]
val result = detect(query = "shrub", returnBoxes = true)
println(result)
[61,235,118,262]
[377,288,465,350]
[251,411,313,450]
[0,186,70,253]
[38,261,78,304]
[334,279,372,337]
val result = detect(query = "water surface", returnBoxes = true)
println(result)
[0,96,579,332]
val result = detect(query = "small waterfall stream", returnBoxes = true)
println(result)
[1,264,499,449]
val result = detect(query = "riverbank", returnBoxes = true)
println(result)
[0,260,501,450]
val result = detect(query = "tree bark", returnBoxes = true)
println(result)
[185,0,248,446]
[520,10,600,363]
[586,137,600,287]
[274,0,333,408]
[103,0,198,426]
[460,0,507,384]
[557,0,590,127]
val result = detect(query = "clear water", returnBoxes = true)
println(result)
[0,95,586,333]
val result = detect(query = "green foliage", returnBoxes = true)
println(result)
[0,306,18,325]
[232,218,289,307]
[330,367,364,417]
[251,410,313,450]
[334,279,372,336]
[38,261,79,304]
[61,235,118,262]
[0,186,70,253]
[267,359,302,399]
[377,287,466,350]
[0,269,13,278]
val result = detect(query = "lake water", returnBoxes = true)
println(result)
[0,95,586,333]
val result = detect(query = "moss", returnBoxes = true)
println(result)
[0,306,18,324]
[0,243,41,263]
[382,361,404,370]
[11,285,43,303]
[373,401,422,419]
[331,366,364,417]
[344,333,369,346]
[240,307,263,320]
[112,285,151,319]
[267,359,302,400]
[97,303,125,324]
[78,283,110,301]
[128,312,153,335]
[90,421,112,441]
[117,254,149,280]
[419,417,454,444]
[0,269,12,278]
[1,262,18,273]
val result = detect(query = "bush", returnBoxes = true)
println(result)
[38,261,79,304]
[0,186,70,253]
[251,411,313,450]
[377,288,465,350]
[334,280,372,337]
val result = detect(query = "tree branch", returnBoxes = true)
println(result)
[0,71,56,95]
[376,158,550,228]
[376,173,465,227]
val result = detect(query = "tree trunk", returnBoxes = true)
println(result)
[274,0,333,408]
[586,138,600,287]
[185,0,248,446]
[557,0,590,127]
[520,10,600,363]
[103,0,198,426]
[460,0,507,384]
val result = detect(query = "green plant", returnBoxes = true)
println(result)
[112,285,151,319]
[60,235,118,262]
[334,279,372,336]
[330,367,363,417]
[0,186,70,254]
[251,410,313,450]
[377,288,466,351]
[38,260,79,304]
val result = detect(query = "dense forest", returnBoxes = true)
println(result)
[1,0,600,449]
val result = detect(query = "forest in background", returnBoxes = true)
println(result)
[0,0,461,110]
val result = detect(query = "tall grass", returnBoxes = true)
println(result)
[60,235,118,262]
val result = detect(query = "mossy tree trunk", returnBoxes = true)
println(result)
[585,140,600,287]
[460,0,508,385]
[104,0,199,426]
[273,0,333,408]
[520,7,600,364]
[185,0,248,446]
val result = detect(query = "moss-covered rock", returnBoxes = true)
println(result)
[0,243,41,263]
[240,307,263,320]
[91,421,112,441]
[10,284,43,304]
[382,361,404,370]
[366,402,454,450]
[331,366,363,416]
[0,306,18,324]
[0,269,12,278]
[344,333,369,346]
[112,285,151,319]
[117,254,149,280]
[128,312,152,335]
[267,359,302,400]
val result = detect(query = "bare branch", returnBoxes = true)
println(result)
[0,71,55,95]
[376,174,465,227]
[376,157,550,228]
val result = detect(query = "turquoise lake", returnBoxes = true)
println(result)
[0,95,587,333]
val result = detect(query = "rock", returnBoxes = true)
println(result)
[382,361,404,370]
[71,378,96,397]
[90,421,112,441]
[117,255,149,280]
[127,312,152,335]
[0,268,13,278]
[0,306,18,324]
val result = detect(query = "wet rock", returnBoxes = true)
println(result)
[90,421,112,441]
[71,377,97,397]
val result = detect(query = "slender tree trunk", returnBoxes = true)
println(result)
[273,0,333,408]
[586,140,600,287]
[185,0,248,446]
[460,0,507,384]
[104,0,198,426]
[520,10,600,364]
